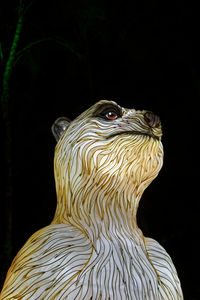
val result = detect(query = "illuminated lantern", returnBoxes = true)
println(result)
[0,100,183,299]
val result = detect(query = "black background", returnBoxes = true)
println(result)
[0,0,199,298]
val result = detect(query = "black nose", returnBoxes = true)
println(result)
[144,111,161,128]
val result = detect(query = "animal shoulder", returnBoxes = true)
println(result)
[0,224,92,299]
[144,237,183,299]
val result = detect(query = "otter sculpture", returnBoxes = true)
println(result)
[0,100,183,299]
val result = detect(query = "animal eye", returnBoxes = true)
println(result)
[105,111,119,120]
[94,104,122,120]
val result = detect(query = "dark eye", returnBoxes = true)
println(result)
[105,111,119,120]
[93,103,122,120]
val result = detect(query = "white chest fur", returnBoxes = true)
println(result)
[0,224,183,300]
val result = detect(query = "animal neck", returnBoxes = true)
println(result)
[52,135,162,244]
[52,187,144,244]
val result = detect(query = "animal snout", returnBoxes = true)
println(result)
[144,111,161,128]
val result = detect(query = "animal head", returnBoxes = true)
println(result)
[52,100,163,223]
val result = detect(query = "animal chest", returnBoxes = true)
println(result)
[44,236,180,300]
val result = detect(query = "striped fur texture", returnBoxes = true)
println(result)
[0,100,183,299]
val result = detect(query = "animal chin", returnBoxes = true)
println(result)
[108,130,160,141]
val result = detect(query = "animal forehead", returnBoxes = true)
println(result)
[70,100,137,127]
[86,100,136,116]
[91,100,120,112]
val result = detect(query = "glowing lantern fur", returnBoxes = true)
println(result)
[0,100,183,299]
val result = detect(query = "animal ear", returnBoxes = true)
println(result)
[51,117,71,142]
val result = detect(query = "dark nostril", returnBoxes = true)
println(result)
[144,111,161,128]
